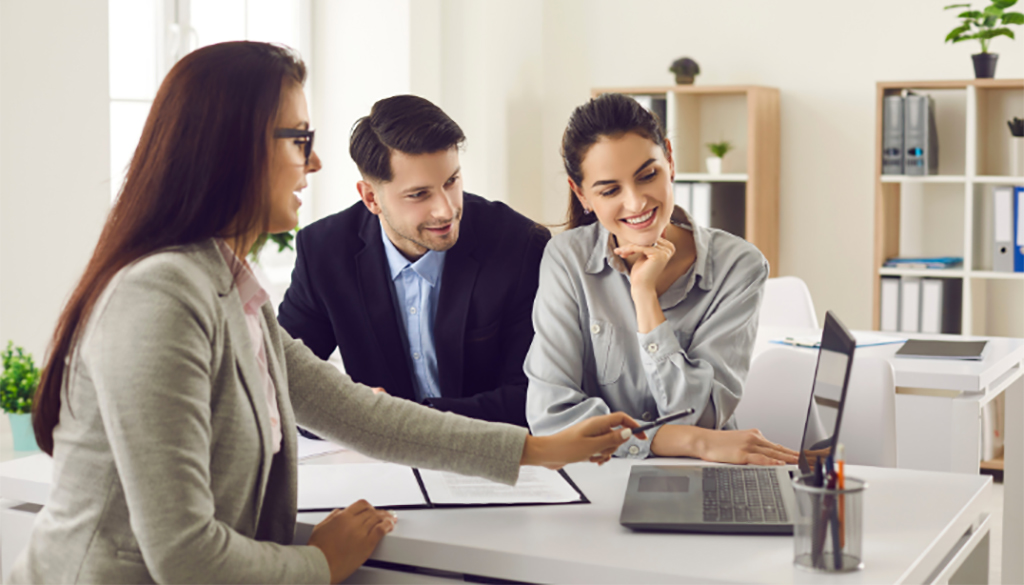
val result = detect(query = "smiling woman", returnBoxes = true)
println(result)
[526,93,799,467]
[14,42,641,585]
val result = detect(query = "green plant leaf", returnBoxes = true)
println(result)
[993,0,1017,9]
[947,23,973,40]
[1002,11,1024,23]
[984,4,1005,17]
[958,9,983,18]
[945,2,972,8]
[976,26,1015,38]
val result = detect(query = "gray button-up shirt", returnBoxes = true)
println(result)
[525,207,768,459]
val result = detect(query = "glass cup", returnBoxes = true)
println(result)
[792,475,866,572]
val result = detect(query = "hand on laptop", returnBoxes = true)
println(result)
[520,412,645,469]
[695,428,799,466]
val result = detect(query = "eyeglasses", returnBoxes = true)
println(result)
[273,128,315,166]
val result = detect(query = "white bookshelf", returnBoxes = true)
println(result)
[874,79,1024,338]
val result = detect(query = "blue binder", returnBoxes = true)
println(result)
[1015,186,1024,272]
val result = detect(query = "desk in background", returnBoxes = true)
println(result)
[754,327,1024,585]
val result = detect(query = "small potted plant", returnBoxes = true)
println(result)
[669,57,700,85]
[705,140,732,175]
[2,341,40,451]
[944,0,1024,78]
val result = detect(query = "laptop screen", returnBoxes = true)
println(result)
[797,311,856,476]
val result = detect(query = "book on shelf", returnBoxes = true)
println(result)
[883,256,962,269]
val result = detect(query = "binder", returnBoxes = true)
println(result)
[628,94,667,136]
[903,93,938,176]
[674,181,693,215]
[994,186,1015,272]
[880,276,901,332]
[690,182,711,228]
[1015,186,1024,272]
[882,95,904,175]
[899,277,922,333]
[919,278,962,334]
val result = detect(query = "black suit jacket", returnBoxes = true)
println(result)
[278,193,550,426]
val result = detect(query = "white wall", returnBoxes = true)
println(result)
[0,0,111,359]
[308,0,411,220]
[438,0,1024,330]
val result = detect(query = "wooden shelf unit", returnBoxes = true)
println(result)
[593,85,780,276]
[872,78,1024,336]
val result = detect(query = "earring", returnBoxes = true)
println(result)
[584,208,593,215]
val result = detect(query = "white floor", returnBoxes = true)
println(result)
[0,414,1011,583]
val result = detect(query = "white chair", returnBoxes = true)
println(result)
[737,347,898,467]
[759,276,819,330]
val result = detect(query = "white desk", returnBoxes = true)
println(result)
[755,328,1024,584]
[1,454,995,584]
[294,459,994,584]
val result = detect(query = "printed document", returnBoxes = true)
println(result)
[298,463,427,510]
[417,466,583,505]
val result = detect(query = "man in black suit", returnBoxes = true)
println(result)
[278,95,549,427]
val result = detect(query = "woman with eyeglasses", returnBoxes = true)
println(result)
[11,42,639,584]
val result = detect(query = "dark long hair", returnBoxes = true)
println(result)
[560,93,669,229]
[33,42,306,455]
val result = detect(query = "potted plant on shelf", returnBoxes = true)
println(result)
[1,341,40,451]
[705,140,732,175]
[944,0,1024,78]
[669,57,700,85]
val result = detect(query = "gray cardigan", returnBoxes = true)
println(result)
[11,240,528,584]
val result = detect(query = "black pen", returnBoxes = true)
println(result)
[629,408,696,435]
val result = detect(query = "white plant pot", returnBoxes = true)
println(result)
[1011,136,1024,177]
[706,157,723,175]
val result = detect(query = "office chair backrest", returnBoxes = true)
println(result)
[759,276,819,330]
[739,347,898,467]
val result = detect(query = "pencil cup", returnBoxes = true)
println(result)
[792,475,866,573]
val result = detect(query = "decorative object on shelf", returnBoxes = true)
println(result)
[1009,116,1024,176]
[705,140,732,175]
[669,57,700,85]
[248,227,298,263]
[1,341,40,451]
[944,0,1024,79]
[883,256,964,269]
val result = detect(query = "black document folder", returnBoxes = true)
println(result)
[894,339,987,360]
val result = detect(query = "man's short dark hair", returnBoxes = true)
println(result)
[349,95,466,183]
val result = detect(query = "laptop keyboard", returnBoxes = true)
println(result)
[702,467,788,524]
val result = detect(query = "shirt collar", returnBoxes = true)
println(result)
[215,239,271,314]
[379,220,446,287]
[584,205,714,292]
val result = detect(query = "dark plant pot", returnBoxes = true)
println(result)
[972,53,998,79]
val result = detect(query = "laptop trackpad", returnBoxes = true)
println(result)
[639,476,690,493]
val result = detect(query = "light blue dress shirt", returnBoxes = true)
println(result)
[525,207,769,459]
[380,222,446,402]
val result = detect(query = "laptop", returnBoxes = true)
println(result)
[619,310,856,535]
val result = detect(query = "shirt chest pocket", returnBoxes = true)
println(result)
[589,319,624,385]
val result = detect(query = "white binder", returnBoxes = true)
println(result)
[899,277,922,333]
[994,186,1014,272]
[690,182,711,228]
[880,277,901,332]
[674,182,693,215]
